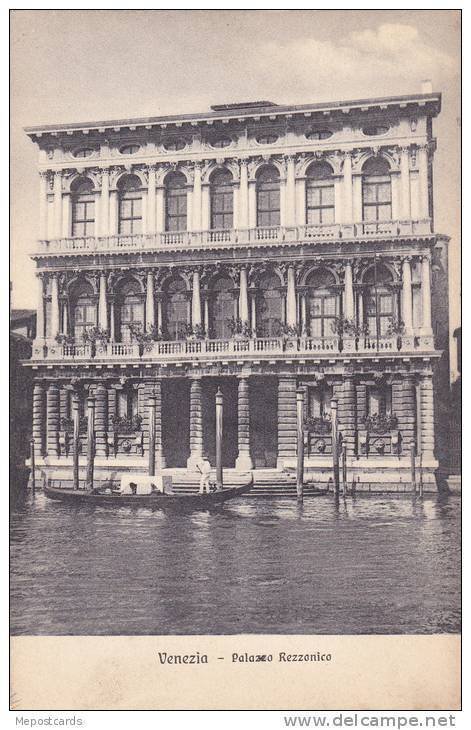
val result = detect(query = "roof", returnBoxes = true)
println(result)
[24,92,442,138]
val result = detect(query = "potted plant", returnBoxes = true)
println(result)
[362,413,398,433]
[227,317,252,340]
[127,323,162,354]
[304,414,332,434]
[111,414,142,434]
[55,333,76,347]
[385,316,405,348]
[82,326,110,356]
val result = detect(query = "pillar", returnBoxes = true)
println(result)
[192,163,202,231]
[285,155,296,226]
[344,262,354,320]
[286,265,297,328]
[156,185,165,232]
[191,270,202,329]
[109,189,118,235]
[98,272,108,330]
[50,275,60,340]
[342,152,353,222]
[402,258,413,334]
[418,144,429,219]
[248,180,257,228]
[53,171,62,239]
[238,160,249,229]
[277,376,297,467]
[39,172,48,240]
[36,275,45,342]
[420,374,435,458]
[400,147,411,219]
[239,267,249,324]
[187,377,203,469]
[420,256,433,335]
[235,377,253,470]
[100,168,110,236]
[62,193,70,238]
[32,383,45,456]
[250,293,257,334]
[95,383,108,457]
[146,271,155,331]
[147,165,156,233]
[296,177,306,225]
[338,377,356,454]
[201,184,210,231]
[46,383,60,456]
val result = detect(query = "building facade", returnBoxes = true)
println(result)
[24,91,449,490]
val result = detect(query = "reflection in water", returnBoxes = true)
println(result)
[10,484,460,636]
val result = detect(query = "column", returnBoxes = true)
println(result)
[420,374,435,458]
[187,377,203,469]
[109,188,118,235]
[203,296,209,334]
[250,292,257,333]
[191,270,202,328]
[192,163,202,231]
[300,293,307,335]
[36,275,45,342]
[239,267,249,324]
[342,152,353,222]
[400,147,411,219]
[295,177,306,225]
[418,144,429,219]
[50,275,60,340]
[238,160,249,229]
[100,168,110,236]
[52,171,62,239]
[156,185,165,232]
[286,265,297,328]
[39,172,48,240]
[98,272,108,330]
[46,383,60,456]
[62,193,70,238]
[146,271,155,331]
[235,377,253,470]
[147,165,156,233]
[344,262,354,320]
[248,179,257,228]
[338,377,356,454]
[109,300,116,342]
[277,376,297,468]
[285,155,296,226]
[420,256,433,335]
[95,383,108,457]
[32,383,45,456]
[201,184,210,231]
[402,258,413,334]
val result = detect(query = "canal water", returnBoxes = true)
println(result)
[10,486,460,635]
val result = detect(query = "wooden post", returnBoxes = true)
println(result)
[215,388,223,489]
[86,395,95,491]
[30,438,36,495]
[410,440,417,493]
[331,398,340,495]
[148,394,156,476]
[296,388,304,502]
[342,441,347,497]
[72,394,80,491]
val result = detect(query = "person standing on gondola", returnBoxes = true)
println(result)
[197,453,211,494]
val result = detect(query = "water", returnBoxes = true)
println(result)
[10,486,460,635]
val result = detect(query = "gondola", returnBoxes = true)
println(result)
[44,478,253,509]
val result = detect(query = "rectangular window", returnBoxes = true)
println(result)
[309,387,332,418]
[367,386,392,416]
[166,189,187,231]
[363,180,392,221]
[119,197,142,235]
[72,199,95,237]
[306,183,335,225]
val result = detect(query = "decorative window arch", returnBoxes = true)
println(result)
[210,169,233,230]
[71,178,95,237]
[116,279,145,343]
[209,275,234,339]
[305,269,338,338]
[362,157,392,222]
[363,264,396,337]
[165,172,187,232]
[306,162,335,225]
[69,280,97,343]
[118,175,142,234]
[256,272,283,337]
[256,166,280,227]
[164,277,188,340]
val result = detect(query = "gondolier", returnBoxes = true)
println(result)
[197,453,212,494]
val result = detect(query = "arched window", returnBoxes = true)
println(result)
[256,166,280,227]
[164,278,188,340]
[209,276,234,339]
[71,178,95,237]
[362,158,392,222]
[70,281,96,344]
[118,175,142,234]
[257,273,283,337]
[117,280,144,343]
[165,172,187,231]
[210,170,233,230]
[363,265,395,337]
[305,269,338,338]
[306,162,335,225]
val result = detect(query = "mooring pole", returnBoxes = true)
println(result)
[341,441,347,498]
[296,388,304,502]
[30,438,36,495]
[215,388,224,490]
[86,395,96,492]
[72,394,80,491]
[410,440,416,493]
[148,394,156,476]
[331,398,340,495]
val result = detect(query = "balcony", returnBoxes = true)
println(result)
[34,219,433,257]
[31,333,435,365]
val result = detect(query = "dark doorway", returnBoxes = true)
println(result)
[203,378,238,468]
[162,379,190,467]
[250,377,278,468]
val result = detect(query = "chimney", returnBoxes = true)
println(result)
[421,79,433,94]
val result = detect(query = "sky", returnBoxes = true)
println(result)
[10,9,461,355]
